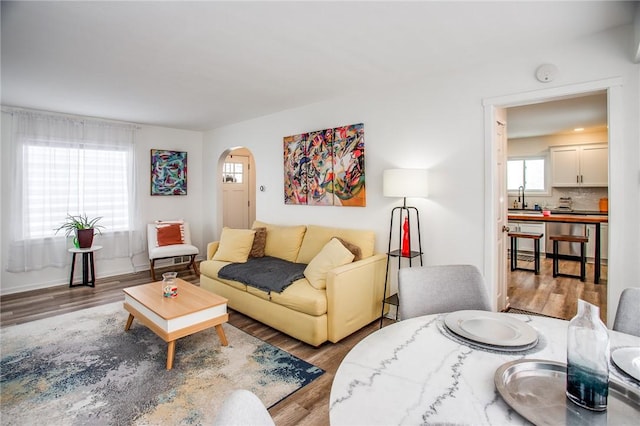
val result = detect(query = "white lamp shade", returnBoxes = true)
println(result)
[383,169,429,198]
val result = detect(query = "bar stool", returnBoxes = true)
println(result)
[508,232,543,274]
[550,234,588,282]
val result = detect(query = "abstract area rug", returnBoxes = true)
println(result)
[0,302,323,425]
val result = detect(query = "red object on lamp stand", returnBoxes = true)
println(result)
[401,216,410,256]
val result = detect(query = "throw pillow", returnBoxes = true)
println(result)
[249,227,267,258]
[156,223,184,246]
[212,227,257,263]
[304,238,355,290]
[334,237,362,262]
[252,221,306,262]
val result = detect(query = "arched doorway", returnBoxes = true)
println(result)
[221,147,256,229]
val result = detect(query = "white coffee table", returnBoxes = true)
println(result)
[123,278,229,370]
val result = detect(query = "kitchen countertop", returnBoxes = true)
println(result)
[508,208,607,216]
[507,212,608,224]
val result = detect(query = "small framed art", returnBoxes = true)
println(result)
[150,149,187,195]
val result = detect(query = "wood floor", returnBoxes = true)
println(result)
[0,258,606,425]
[507,255,607,322]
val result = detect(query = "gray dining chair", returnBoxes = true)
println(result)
[612,288,640,337]
[398,264,491,320]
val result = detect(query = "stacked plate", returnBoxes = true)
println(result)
[611,347,640,381]
[443,310,539,352]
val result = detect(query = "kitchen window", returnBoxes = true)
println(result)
[507,156,548,194]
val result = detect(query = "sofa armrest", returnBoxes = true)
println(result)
[207,241,220,260]
[326,253,387,343]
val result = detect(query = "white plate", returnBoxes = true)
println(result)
[612,347,640,381]
[444,310,538,347]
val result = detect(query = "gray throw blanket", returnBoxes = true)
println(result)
[218,256,306,293]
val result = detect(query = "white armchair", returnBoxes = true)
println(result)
[147,222,199,281]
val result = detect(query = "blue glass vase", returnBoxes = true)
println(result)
[566,299,610,411]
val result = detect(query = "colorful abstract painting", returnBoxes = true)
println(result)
[283,123,365,207]
[151,149,187,195]
[307,129,334,206]
[283,133,308,204]
[332,123,365,206]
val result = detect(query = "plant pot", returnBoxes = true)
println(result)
[76,229,95,249]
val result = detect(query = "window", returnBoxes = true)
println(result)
[23,142,130,239]
[5,109,143,272]
[222,162,243,183]
[507,157,546,192]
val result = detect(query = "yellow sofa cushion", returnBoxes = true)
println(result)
[296,225,375,264]
[270,278,327,316]
[252,221,306,262]
[199,259,247,291]
[212,227,256,263]
[304,238,355,290]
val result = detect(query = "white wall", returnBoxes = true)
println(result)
[203,24,639,324]
[0,115,204,294]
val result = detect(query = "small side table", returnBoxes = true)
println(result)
[68,246,102,288]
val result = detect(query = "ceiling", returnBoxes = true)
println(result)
[507,92,608,139]
[1,1,635,132]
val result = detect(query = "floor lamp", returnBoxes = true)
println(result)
[380,169,429,326]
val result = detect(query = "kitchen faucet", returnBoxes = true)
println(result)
[518,185,526,209]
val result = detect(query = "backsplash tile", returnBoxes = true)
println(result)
[509,187,608,211]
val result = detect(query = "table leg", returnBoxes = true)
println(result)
[215,324,228,346]
[166,340,176,370]
[125,313,134,331]
[81,253,89,285]
[534,239,540,275]
[594,223,601,284]
[69,253,77,287]
[88,251,96,287]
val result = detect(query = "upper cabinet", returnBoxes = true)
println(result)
[550,144,608,187]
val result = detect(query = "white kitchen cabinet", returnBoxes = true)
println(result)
[508,221,545,254]
[586,223,608,262]
[550,144,608,187]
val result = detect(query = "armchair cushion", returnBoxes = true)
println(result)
[156,223,184,246]
[212,227,256,263]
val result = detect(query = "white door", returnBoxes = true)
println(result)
[494,110,509,311]
[222,155,250,229]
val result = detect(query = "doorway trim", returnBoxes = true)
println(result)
[482,77,622,322]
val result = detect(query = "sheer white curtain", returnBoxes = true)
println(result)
[5,108,145,272]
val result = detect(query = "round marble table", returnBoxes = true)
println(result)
[329,313,640,425]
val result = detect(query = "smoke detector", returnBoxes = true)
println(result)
[535,64,558,83]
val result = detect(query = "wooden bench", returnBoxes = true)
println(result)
[508,232,543,275]
[549,234,589,282]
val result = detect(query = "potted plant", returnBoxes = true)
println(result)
[55,214,104,249]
